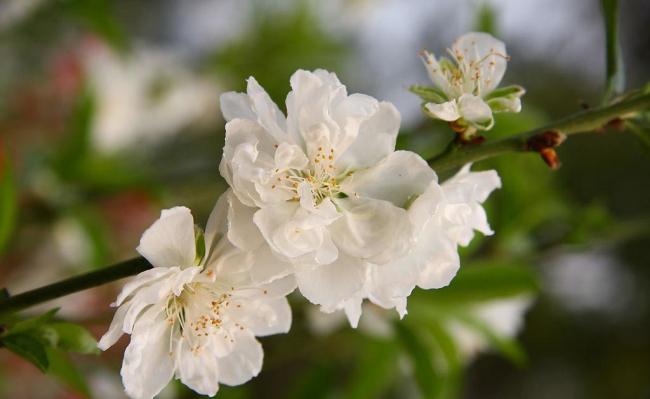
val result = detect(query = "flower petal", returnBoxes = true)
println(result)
[216,330,263,386]
[176,338,221,397]
[97,304,129,350]
[341,150,436,207]
[425,100,460,122]
[452,32,507,93]
[295,253,367,309]
[331,197,412,264]
[220,91,255,122]
[231,297,292,337]
[336,101,400,171]
[137,207,196,268]
[458,94,494,130]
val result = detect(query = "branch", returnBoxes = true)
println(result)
[0,257,151,315]
[428,92,650,172]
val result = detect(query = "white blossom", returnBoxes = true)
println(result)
[219,69,437,323]
[98,199,295,399]
[419,32,524,132]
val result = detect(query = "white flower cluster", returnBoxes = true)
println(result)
[100,34,509,398]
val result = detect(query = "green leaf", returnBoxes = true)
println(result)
[0,147,17,256]
[474,2,497,35]
[2,333,49,371]
[65,0,128,52]
[394,322,441,398]
[409,85,448,103]
[601,0,625,101]
[52,88,95,177]
[46,322,100,354]
[424,262,538,304]
[344,338,399,399]
[7,309,59,336]
[46,347,92,398]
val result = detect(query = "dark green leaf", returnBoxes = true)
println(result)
[46,322,100,354]
[424,262,538,304]
[0,147,17,256]
[345,338,399,399]
[46,347,92,398]
[2,333,49,371]
[394,322,441,398]
[601,0,625,101]
[409,85,448,103]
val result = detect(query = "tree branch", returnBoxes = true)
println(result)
[428,92,650,172]
[0,257,151,315]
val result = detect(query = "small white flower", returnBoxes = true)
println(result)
[98,198,295,399]
[418,32,524,133]
[220,70,436,321]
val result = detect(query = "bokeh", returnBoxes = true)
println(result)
[1,1,649,398]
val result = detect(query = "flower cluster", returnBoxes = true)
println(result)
[101,35,509,397]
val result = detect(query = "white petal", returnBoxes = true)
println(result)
[412,228,460,289]
[121,305,175,399]
[220,91,255,122]
[487,96,522,113]
[246,77,288,142]
[226,190,265,251]
[452,32,507,93]
[274,142,309,170]
[343,297,363,328]
[295,253,367,309]
[331,197,412,264]
[204,193,228,265]
[420,51,454,95]
[341,150,436,207]
[97,304,128,350]
[216,330,263,386]
[457,94,494,130]
[249,245,294,285]
[425,100,460,121]
[114,267,178,307]
[137,207,196,268]
[336,101,400,171]
[175,338,221,397]
[231,297,292,336]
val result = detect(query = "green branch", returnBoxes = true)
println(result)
[428,92,650,172]
[0,257,151,315]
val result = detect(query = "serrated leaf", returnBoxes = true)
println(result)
[394,322,441,398]
[47,322,100,354]
[0,146,17,256]
[2,333,49,371]
[601,0,625,101]
[46,347,92,398]
[409,85,448,103]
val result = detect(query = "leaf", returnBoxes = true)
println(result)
[601,0,625,101]
[52,89,95,177]
[409,85,448,103]
[424,262,538,304]
[46,347,92,398]
[0,145,17,256]
[474,2,497,35]
[2,333,49,371]
[46,322,100,354]
[65,0,128,52]
[484,85,525,101]
[394,321,441,398]
[7,309,59,336]
[344,338,399,399]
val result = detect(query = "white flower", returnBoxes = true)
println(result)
[339,164,501,325]
[98,199,295,399]
[219,69,437,322]
[418,32,524,133]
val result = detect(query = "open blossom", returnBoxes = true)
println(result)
[219,69,437,322]
[338,164,502,325]
[418,32,524,133]
[98,199,295,399]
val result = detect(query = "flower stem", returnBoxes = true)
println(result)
[428,91,650,172]
[0,257,151,315]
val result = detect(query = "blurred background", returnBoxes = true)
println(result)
[0,0,649,398]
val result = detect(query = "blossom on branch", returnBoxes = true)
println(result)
[414,32,524,137]
[98,199,295,399]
